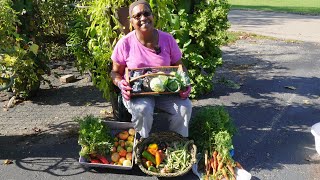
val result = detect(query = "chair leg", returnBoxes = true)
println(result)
[117,94,132,122]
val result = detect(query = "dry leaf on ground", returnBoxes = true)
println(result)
[3,159,13,165]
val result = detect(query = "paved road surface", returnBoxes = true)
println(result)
[228,10,320,43]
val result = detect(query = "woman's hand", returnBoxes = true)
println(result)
[179,85,191,99]
[118,79,132,100]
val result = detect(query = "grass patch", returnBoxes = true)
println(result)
[223,31,278,45]
[229,0,320,15]
[216,77,241,89]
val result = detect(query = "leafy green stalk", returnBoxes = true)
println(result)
[75,115,113,158]
[214,131,233,161]
[189,106,236,155]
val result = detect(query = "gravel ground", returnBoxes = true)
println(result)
[0,61,113,136]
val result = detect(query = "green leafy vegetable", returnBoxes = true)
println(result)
[166,78,181,92]
[214,131,233,160]
[75,115,113,158]
[175,70,191,90]
[189,106,236,154]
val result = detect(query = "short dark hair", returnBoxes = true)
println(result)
[129,0,152,17]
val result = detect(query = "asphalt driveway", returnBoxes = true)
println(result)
[228,10,320,43]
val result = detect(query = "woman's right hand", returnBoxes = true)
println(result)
[118,79,132,100]
[179,85,191,99]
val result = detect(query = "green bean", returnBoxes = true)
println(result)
[183,150,187,165]
[163,141,193,172]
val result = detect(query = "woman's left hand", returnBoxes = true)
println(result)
[179,85,191,99]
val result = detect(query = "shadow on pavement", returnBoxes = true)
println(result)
[0,118,198,179]
[194,40,320,174]
[0,131,150,178]
[31,85,108,107]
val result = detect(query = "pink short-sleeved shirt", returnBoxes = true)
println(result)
[111,30,182,69]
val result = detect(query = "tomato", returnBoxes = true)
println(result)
[111,152,120,162]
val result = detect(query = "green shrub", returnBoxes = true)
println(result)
[0,0,18,50]
[0,0,50,99]
[67,0,230,99]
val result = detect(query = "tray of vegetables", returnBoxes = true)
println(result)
[134,131,197,177]
[125,65,191,96]
[76,115,137,170]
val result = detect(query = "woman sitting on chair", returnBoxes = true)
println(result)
[111,0,192,138]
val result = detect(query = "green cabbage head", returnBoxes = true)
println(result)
[150,77,166,92]
[166,78,181,92]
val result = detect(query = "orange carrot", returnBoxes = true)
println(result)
[212,151,218,172]
[210,158,216,175]
[213,159,217,173]
[210,158,214,169]
[217,153,222,167]
[221,168,229,180]
[212,150,218,159]
[227,162,235,178]
[206,163,210,175]
[235,161,243,169]
[216,153,221,168]
[218,161,224,171]
[205,174,209,180]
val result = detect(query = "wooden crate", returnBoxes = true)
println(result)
[125,65,183,96]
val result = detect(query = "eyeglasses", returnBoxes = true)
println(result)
[131,11,152,20]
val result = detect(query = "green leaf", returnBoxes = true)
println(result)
[189,106,237,153]
[170,14,180,29]
[29,43,39,55]
[183,39,192,49]
[75,115,113,156]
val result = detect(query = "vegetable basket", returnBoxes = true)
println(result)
[125,65,190,96]
[134,131,197,177]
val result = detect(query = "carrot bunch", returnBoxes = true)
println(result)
[189,106,240,180]
[204,131,244,180]
[204,150,243,180]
